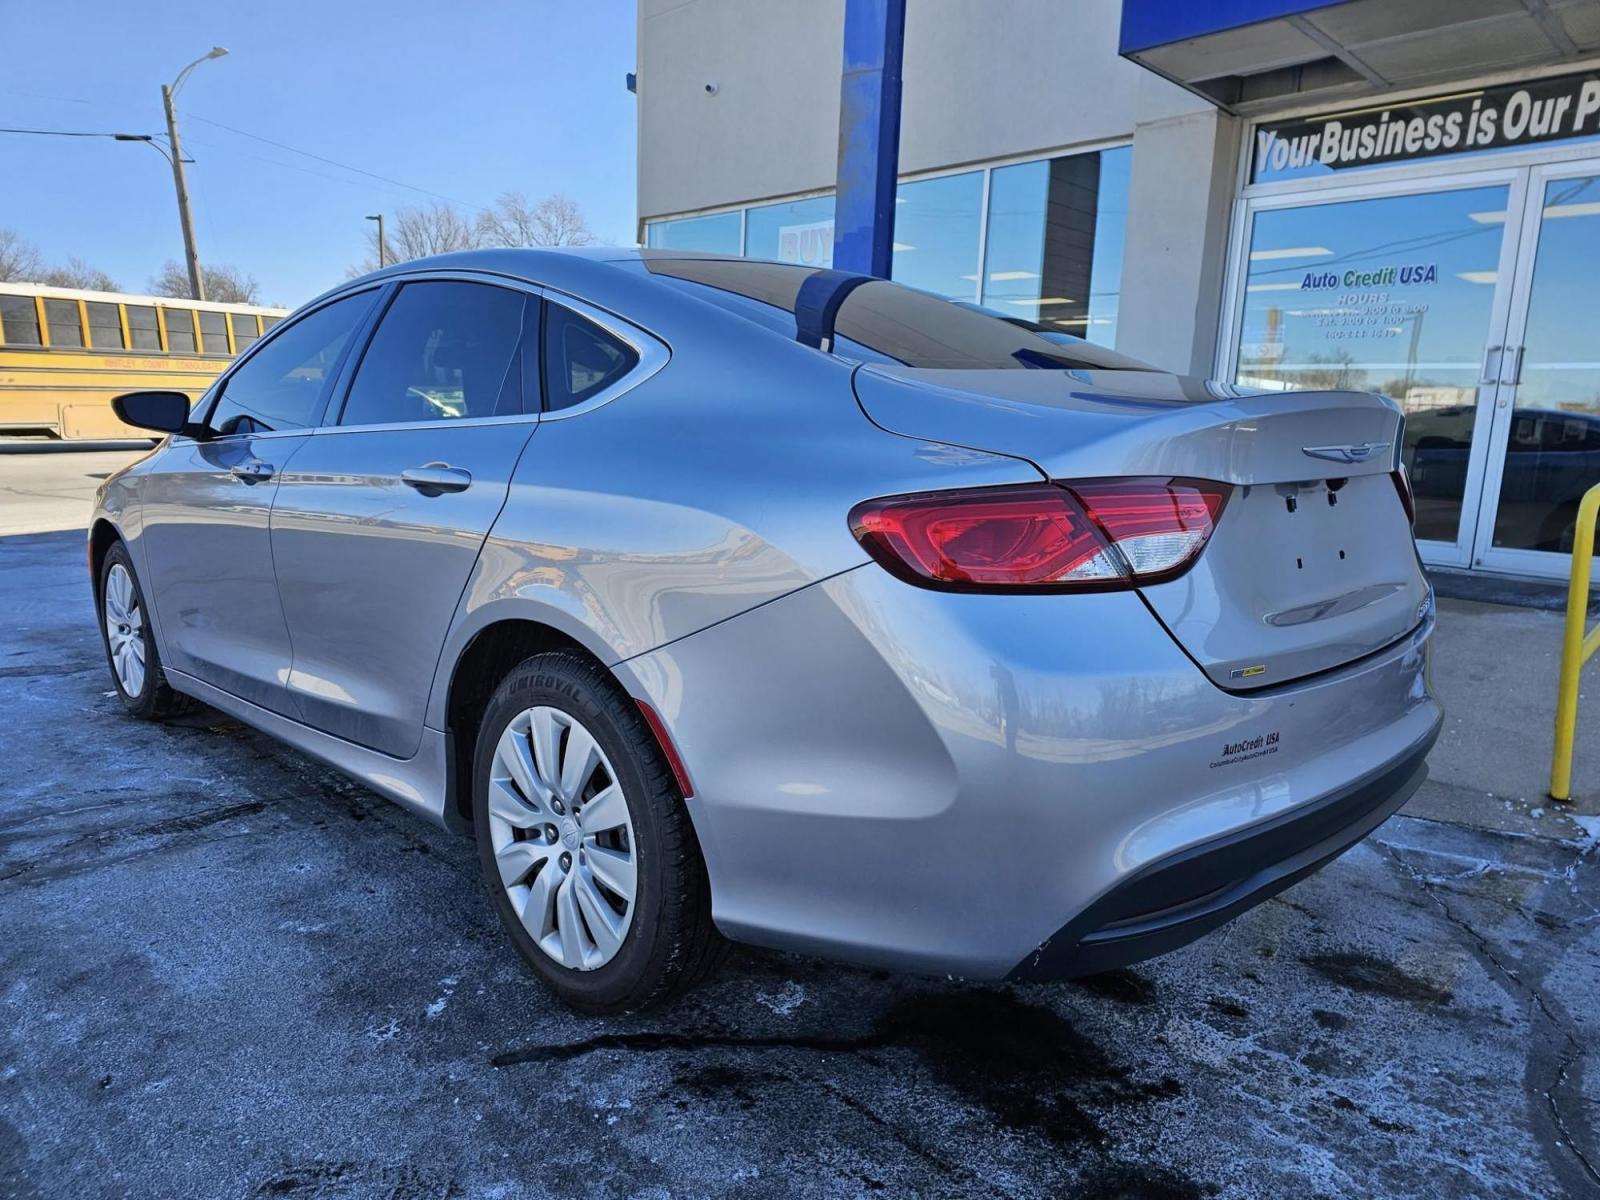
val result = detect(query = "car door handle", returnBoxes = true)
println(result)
[228,460,274,483]
[400,463,472,495]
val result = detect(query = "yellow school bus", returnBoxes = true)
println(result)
[0,281,289,439]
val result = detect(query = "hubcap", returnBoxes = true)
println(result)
[103,563,146,698]
[488,706,637,971]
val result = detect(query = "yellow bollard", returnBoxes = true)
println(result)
[1550,483,1600,802]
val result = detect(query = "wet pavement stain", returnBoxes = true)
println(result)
[250,1161,463,1199]
[1301,950,1454,1007]
[1069,968,1158,1006]
[1075,1161,1215,1200]
[500,989,1186,1152]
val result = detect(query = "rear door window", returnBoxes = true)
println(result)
[543,302,639,411]
[207,291,376,435]
[338,281,529,427]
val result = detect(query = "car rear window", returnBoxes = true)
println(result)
[637,256,1151,372]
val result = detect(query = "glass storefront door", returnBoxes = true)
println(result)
[1473,164,1600,574]
[1231,176,1523,566]
[1230,158,1600,578]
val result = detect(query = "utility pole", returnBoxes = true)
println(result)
[161,47,228,302]
[367,214,386,268]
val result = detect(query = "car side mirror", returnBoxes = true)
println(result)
[111,390,209,439]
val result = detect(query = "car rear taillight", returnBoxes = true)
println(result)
[1391,466,1416,527]
[849,478,1230,591]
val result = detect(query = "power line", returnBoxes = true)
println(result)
[184,113,475,207]
[0,126,156,139]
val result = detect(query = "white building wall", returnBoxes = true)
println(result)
[637,0,1206,221]
[635,0,1239,375]
[637,0,844,221]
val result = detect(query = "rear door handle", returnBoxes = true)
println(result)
[400,463,472,495]
[229,460,274,483]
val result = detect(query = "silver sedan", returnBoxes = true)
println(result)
[93,248,1441,1011]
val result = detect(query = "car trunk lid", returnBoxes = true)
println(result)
[853,365,1429,689]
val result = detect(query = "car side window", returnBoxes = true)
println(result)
[339,281,528,427]
[208,291,375,436]
[543,302,639,412]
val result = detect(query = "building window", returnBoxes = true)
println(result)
[86,301,125,350]
[890,170,984,300]
[981,146,1129,347]
[745,195,835,266]
[645,211,742,254]
[641,146,1131,330]
[0,296,42,346]
[125,305,160,351]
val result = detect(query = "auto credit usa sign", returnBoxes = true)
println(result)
[1253,69,1600,181]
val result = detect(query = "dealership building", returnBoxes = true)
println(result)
[634,0,1600,580]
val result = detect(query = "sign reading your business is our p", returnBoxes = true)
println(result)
[1254,68,1600,180]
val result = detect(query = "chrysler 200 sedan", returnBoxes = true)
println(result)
[92,248,1442,1012]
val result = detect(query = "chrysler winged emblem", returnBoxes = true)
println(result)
[1301,441,1391,465]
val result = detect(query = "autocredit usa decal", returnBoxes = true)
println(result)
[1210,731,1280,769]
[1253,68,1600,181]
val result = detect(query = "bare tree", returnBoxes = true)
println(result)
[478,192,596,248]
[0,229,43,282]
[350,201,484,274]
[38,257,121,292]
[150,261,261,304]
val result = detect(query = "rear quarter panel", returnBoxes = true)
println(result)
[425,269,1048,729]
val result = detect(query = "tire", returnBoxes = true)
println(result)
[98,541,195,721]
[471,650,725,1013]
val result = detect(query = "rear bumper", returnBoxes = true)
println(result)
[623,562,1441,980]
[1008,728,1435,980]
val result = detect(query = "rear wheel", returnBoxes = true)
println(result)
[98,542,194,720]
[471,651,724,1012]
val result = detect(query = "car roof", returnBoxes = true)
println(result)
[311,246,796,311]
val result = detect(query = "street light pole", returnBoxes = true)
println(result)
[366,214,386,268]
[161,47,228,301]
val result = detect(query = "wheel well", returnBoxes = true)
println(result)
[442,619,596,834]
[88,519,121,596]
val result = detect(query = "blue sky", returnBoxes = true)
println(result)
[1,2,639,306]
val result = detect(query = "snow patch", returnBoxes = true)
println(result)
[754,981,807,1017]
[367,1018,402,1043]
[1571,813,1600,847]
[426,976,459,1020]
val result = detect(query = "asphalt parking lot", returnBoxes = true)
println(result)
[2,449,1599,1198]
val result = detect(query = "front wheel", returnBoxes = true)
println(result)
[471,651,724,1012]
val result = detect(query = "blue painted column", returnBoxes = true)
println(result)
[831,0,907,278]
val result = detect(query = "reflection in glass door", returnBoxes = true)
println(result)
[1476,168,1600,573]
[1232,183,1518,563]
